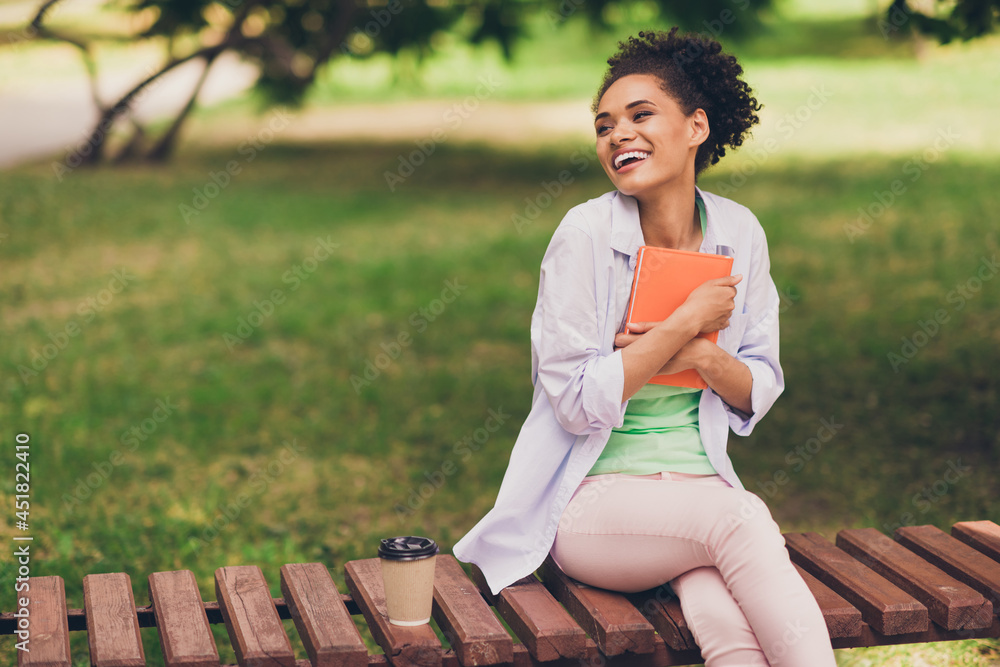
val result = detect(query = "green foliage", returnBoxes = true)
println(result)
[888,0,1000,42]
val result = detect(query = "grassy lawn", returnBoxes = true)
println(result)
[2,139,999,665]
[3,3,1000,666]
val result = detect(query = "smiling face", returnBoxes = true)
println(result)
[594,74,708,199]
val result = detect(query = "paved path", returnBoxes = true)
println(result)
[0,52,258,169]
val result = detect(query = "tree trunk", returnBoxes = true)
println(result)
[80,43,231,166]
[146,51,220,163]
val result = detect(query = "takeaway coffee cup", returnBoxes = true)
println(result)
[378,536,439,626]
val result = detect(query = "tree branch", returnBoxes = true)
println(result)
[30,0,65,29]
[306,0,361,86]
[146,50,221,162]
[29,0,105,113]
[80,38,247,164]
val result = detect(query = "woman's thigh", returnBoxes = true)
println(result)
[550,472,780,593]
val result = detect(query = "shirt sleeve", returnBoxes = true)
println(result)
[727,222,784,436]
[532,221,627,436]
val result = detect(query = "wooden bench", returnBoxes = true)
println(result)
[3,520,999,666]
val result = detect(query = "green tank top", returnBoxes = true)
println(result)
[587,195,715,477]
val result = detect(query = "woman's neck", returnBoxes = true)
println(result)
[635,183,702,251]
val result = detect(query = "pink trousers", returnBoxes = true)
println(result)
[549,472,836,667]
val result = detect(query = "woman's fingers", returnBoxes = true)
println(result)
[621,274,742,346]
[678,273,744,333]
[626,321,659,333]
[615,321,660,349]
[614,332,640,348]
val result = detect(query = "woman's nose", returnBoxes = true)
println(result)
[610,122,634,146]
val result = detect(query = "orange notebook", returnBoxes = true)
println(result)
[625,246,735,389]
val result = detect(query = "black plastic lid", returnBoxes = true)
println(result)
[378,536,439,560]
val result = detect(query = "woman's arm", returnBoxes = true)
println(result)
[668,338,754,415]
[532,223,633,435]
[617,274,743,401]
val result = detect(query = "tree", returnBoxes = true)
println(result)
[21,0,781,166]
[882,0,1000,42]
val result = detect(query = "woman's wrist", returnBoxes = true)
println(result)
[687,337,719,376]
[661,306,702,342]
[695,342,754,414]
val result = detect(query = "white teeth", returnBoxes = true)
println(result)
[614,151,650,169]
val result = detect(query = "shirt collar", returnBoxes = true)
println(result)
[610,191,643,261]
[609,187,736,262]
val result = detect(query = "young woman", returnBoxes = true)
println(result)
[454,29,836,666]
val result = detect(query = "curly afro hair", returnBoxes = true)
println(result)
[594,28,761,176]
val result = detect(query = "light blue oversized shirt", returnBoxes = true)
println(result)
[453,188,784,595]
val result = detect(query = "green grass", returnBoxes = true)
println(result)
[2,138,999,665]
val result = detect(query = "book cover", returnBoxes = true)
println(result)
[625,246,735,389]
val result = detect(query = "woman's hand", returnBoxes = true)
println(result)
[614,321,657,350]
[676,274,743,334]
[616,274,744,402]
[615,274,742,351]
[656,338,710,375]
[615,333,709,375]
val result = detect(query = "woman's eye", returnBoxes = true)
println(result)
[596,124,612,136]
[634,110,652,121]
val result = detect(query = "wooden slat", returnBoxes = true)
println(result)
[625,588,697,653]
[953,520,1000,562]
[279,563,368,667]
[837,528,992,630]
[2,594,363,635]
[792,563,863,639]
[506,636,705,667]
[896,525,1000,606]
[469,565,586,662]
[16,575,71,667]
[149,570,220,667]
[83,573,146,667]
[540,557,655,656]
[344,558,442,667]
[830,616,1000,651]
[218,642,707,667]
[784,532,928,635]
[511,636,705,667]
[431,555,513,666]
[215,566,295,667]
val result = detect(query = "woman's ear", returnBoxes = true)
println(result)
[689,109,710,148]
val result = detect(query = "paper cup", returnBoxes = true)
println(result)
[378,536,439,626]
